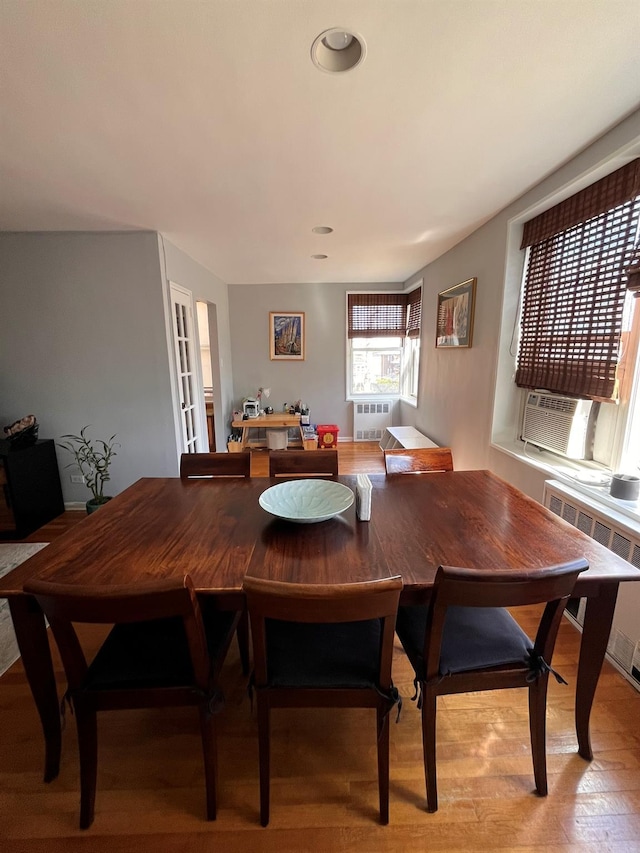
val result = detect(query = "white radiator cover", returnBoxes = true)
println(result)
[543,480,640,690]
[353,400,393,442]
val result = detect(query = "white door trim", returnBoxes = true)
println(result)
[168,281,208,455]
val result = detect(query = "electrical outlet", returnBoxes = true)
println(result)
[70,474,85,484]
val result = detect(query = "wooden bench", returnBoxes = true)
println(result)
[379,426,438,451]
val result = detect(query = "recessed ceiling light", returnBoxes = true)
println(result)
[311,254,328,260]
[311,29,366,73]
[312,226,333,235]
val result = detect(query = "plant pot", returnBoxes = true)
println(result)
[86,497,112,515]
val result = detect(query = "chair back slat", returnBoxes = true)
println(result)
[180,452,251,479]
[243,576,401,623]
[384,447,453,474]
[269,449,338,478]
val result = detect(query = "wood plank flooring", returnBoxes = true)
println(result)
[1,444,639,851]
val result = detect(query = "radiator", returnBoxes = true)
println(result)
[543,479,640,690]
[353,400,393,442]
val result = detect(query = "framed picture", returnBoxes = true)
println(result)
[269,311,305,360]
[436,278,476,348]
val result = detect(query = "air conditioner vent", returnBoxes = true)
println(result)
[521,392,595,459]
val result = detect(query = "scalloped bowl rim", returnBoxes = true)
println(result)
[259,479,354,523]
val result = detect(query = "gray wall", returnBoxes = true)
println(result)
[228,282,402,438]
[0,231,228,503]
[160,237,235,452]
[407,109,640,499]
[227,110,639,505]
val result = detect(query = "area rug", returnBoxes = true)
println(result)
[0,543,48,676]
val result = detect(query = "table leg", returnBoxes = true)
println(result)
[575,583,619,761]
[8,595,61,782]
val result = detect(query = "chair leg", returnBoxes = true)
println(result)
[376,705,390,825]
[237,610,250,676]
[421,688,438,813]
[75,704,98,830]
[199,705,218,820]
[529,676,549,797]
[257,697,270,827]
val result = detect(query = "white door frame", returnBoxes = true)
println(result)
[167,281,209,455]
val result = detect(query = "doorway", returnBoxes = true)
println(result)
[197,301,216,451]
[169,282,208,454]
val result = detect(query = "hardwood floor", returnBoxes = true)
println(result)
[1,444,639,851]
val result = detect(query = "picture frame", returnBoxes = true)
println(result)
[436,278,476,348]
[269,311,305,360]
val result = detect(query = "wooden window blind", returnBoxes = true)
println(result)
[516,159,640,401]
[347,293,408,338]
[406,287,422,338]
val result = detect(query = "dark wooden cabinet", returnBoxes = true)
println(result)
[0,439,65,538]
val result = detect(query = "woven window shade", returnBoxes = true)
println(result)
[521,159,640,248]
[516,194,640,400]
[406,287,422,338]
[626,244,640,299]
[347,293,408,338]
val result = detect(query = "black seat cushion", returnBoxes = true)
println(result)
[264,618,383,689]
[85,610,236,691]
[395,604,532,680]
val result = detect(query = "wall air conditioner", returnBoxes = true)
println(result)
[543,480,640,691]
[353,400,393,442]
[521,392,596,459]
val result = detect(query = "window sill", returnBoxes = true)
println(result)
[400,395,418,408]
[492,438,640,525]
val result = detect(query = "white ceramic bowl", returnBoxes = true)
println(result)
[259,479,354,523]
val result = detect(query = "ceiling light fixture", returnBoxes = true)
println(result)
[311,254,328,260]
[322,31,353,51]
[312,226,333,234]
[311,28,365,74]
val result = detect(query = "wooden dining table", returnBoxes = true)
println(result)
[1,470,638,785]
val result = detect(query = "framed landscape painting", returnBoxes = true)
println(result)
[436,278,476,348]
[269,312,305,360]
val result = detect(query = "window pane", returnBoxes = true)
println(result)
[351,340,401,394]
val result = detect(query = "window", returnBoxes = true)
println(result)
[514,158,640,474]
[347,286,422,399]
[516,159,640,401]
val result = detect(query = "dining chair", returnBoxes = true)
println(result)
[180,451,251,479]
[395,558,588,812]
[268,449,339,478]
[24,574,239,829]
[243,575,403,826]
[383,447,454,474]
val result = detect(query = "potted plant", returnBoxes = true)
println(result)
[59,426,120,514]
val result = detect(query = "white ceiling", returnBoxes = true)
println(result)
[1,1,639,285]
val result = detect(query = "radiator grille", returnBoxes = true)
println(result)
[353,400,393,442]
[543,480,640,689]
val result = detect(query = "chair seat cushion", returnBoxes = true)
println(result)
[264,618,382,688]
[85,610,236,690]
[395,604,532,680]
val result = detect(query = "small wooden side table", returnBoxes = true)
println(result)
[230,413,304,450]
